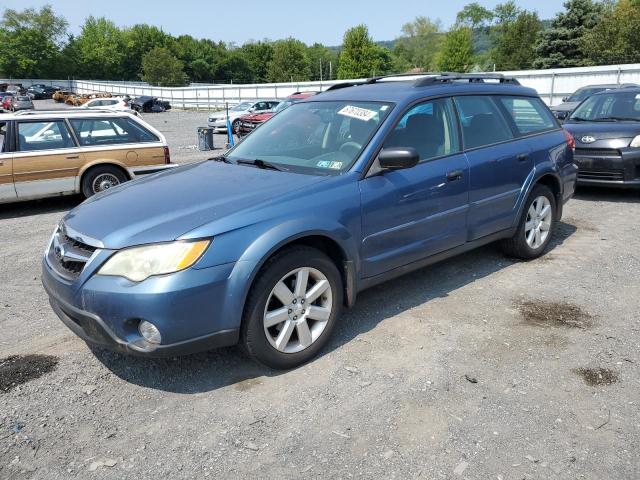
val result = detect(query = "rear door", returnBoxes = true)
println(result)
[13,119,82,198]
[359,97,470,278]
[454,95,533,240]
[0,121,17,202]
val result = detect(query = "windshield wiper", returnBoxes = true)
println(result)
[597,116,639,122]
[235,159,285,171]
[209,155,231,163]
[568,116,590,122]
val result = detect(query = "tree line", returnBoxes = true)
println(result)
[1,1,640,86]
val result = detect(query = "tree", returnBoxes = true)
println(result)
[215,51,253,83]
[533,0,603,69]
[456,2,494,29]
[267,38,310,82]
[393,16,443,71]
[141,47,187,86]
[307,43,337,81]
[493,10,542,70]
[582,0,640,65]
[0,5,68,78]
[73,16,126,79]
[338,25,393,79]
[240,41,274,83]
[121,24,169,80]
[436,27,474,72]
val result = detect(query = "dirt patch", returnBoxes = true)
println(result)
[0,354,59,393]
[518,300,593,329]
[574,367,619,386]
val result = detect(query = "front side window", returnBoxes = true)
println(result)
[232,102,253,112]
[17,121,75,152]
[227,101,392,175]
[383,98,460,161]
[569,91,640,122]
[454,96,514,149]
[69,118,158,146]
[497,96,557,135]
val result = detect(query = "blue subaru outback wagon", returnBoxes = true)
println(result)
[42,74,578,369]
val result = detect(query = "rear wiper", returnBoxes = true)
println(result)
[236,159,285,171]
[209,155,231,163]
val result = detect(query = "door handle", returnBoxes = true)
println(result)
[65,155,80,159]
[446,170,464,181]
[517,153,529,162]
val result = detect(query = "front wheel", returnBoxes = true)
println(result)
[501,184,556,259]
[241,246,343,369]
[232,119,241,134]
[81,165,128,198]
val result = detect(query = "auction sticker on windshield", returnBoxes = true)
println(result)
[338,105,378,122]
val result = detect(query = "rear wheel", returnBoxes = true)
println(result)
[232,119,241,134]
[241,246,343,369]
[81,165,128,198]
[501,184,556,259]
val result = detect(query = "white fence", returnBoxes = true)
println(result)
[5,63,640,109]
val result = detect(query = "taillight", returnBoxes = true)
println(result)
[563,129,575,152]
[163,146,171,164]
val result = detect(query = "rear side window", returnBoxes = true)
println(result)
[17,120,75,152]
[454,96,514,149]
[69,117,158,146]
[497,96,557,135]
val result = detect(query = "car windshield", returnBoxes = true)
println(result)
[17,96,30,101]
[232,102,253,111]
[568,87,608,102]
[226,101,392,175]
[273,99,296,113]
[569,91,640,122]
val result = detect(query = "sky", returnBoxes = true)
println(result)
[2,0,565,45]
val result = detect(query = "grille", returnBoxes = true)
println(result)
[578,168,625,182]
[46,225,97,280]
[574,148,620,157]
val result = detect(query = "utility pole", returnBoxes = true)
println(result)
[329,61,332,81]
[320,59,323,82]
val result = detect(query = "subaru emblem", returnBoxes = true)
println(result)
[581,135,596,144]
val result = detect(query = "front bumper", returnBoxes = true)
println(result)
[575,147,640,188]
[207,119,227,131]
[42,255,241,357]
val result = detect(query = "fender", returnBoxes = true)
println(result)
[75,159,132,192]
[512,166,564,228]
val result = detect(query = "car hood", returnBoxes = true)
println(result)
[564,121,640,149]
[62,161,329,249]
[550,102,579,112]
[243,112,274,122]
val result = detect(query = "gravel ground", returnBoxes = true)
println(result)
[1,103,639,479]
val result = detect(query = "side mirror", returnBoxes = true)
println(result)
[562,96,569,102]
[378,147,420,170]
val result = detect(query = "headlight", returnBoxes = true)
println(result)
[98,240,210,282]
[630,135,640,148]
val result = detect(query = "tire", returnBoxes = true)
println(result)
[81,165,128,198]
[232,119,241,134]
[501,184,556,259]
[241,246,343,369]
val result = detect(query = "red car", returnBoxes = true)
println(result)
[1,92,15,111]
[237,91,317,135]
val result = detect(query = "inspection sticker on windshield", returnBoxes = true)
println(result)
[338,105,377,121]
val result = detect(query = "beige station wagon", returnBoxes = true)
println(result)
[0,110,173,204]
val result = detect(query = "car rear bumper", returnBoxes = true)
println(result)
[575,148,640,188]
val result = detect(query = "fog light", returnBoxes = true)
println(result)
[138,321,161,344]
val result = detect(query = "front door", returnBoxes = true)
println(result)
[0,121,16,202]
[13,119,82,198]
[359,97,470,278]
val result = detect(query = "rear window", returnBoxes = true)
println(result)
[69,117,159,146]
[497,96,557,135]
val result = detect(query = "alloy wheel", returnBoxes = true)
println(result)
[263,267,333,354]
[525,195,552,249]
[92,173,120,193]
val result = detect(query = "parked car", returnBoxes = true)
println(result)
[5,84,24,95]
[238,92,317,135]
[80,96,137,115]
[0,110,174,204]
[131,96,171,113]
[208,100,280,132]
[1,92,15,110]
[8,95,34,111]
[550,84,638,121]
[564,87,640,188]
[27,86,59,100]
[42,73,577,369]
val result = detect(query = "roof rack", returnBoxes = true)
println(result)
[13,108,131,116]
[413,73,520,87]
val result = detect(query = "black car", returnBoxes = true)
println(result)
[131,96,171,113]
[550,84,638,121]
[27,85,59,100]
[564,88,640,188]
